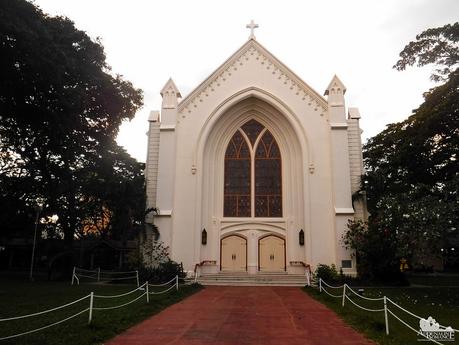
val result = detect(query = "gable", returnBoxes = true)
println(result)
[178,40,328,114]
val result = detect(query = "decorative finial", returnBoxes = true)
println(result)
[246,20,258,40]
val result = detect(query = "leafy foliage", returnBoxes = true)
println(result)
[346,23,459,277]
[128,240,185,283]
[394,22,458,81]
[0,0,144,244]
[314,264,340,283]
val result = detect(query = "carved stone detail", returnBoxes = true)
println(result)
[178,41,328,114]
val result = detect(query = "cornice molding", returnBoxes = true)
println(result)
[178,40,328,114]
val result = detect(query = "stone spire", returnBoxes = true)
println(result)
[324,75,346,107]
[161,78,181,109]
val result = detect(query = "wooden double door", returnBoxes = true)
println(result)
[221,235,247,271]
[259,235,285,271]
[220,234,286,272]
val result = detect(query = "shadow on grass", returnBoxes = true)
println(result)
[304,285,458,345]
[0,279,203,345]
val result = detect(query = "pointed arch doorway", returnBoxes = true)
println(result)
[258,235,286,272]
[221,235,247,272]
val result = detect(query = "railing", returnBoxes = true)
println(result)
[0,276,179,340]
[289,261,312,286]
[317,278,458,344]
[194,260,217,282]
[71,266,140,287]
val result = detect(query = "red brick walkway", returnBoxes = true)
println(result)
[106,286,375,345]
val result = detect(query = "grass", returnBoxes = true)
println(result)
[407,273,459,287]
[305,283,459,345]
[0,277,202,345]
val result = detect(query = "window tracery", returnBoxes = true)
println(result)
[224,120,282,217]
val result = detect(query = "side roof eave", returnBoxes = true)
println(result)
[177,39,328,112]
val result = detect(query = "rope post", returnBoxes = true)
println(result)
[146,282,149,303]
[384,296,389,335]
[136,271,139,287]
[88,292,94,325]
[71,266,76,285]
[342,284,346,307]
[319,278,322,293]
[176,275,179,291]
[97,267,100,282]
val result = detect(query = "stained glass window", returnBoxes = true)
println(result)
[223,121,282,218]
[255,130,282,217]
[224,130,251,217]
[241,119,264,146]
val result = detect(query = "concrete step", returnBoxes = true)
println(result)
[197,273,309,286]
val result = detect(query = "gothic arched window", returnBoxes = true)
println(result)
[224,130,251,217]
[223,120,282,217]
[255,130,282,217]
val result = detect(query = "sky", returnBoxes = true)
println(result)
[33,0,459,162]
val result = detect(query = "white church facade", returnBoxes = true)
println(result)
[145,27,366,277]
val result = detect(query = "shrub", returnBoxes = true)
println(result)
[138,260,185,284]
[314,264,340,283]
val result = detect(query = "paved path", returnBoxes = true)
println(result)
[106,286,375,345]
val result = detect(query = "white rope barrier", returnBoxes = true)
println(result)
[149,284,177,295]
[320,279,345,289]
[344,295,385,312]
[317,278,459,342]
[76,274,99,279]
[0,308,89,341]
[1,273,181,340]
[100,276,138,281]
[321,286,343,298]
[345,284,385,301]
[75,267,97,273]
[147,276,177,287]
[387,309,443,345]
[100,270,139,274]
[387,297,459,333]
[94,283,147,299]
[0,294,91,322]
[71,266,140,286]
[92,292,147,311]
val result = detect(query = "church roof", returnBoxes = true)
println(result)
[178,39,327,112]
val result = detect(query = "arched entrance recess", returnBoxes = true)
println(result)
[259,235,286,271]
[221,235,247,271]
[197,92,309,270]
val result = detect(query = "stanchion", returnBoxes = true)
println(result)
[146,282,149,303]
[384,296,389,335]
[319,278,322,292]
[88,292,94,325]
[136,270,139,287]
[71,266,76,285]
[176,275,179,291]
[342,284,347,307]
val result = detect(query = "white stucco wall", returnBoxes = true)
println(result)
[146,39,363,275]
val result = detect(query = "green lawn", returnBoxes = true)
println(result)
[305,284,459,345]
[0,278,202,345]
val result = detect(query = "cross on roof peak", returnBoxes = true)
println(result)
[246,20,259,40]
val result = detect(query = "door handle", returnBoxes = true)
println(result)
[270,254,274,260]
[232,254,236,260]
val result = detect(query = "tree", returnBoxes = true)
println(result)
[346,23,459,276]
[394,22,458,81]
[0,0,143,246]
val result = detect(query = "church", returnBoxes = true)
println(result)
[145,22,366,278]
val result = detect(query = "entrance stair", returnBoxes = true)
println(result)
[197,272,309,286]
